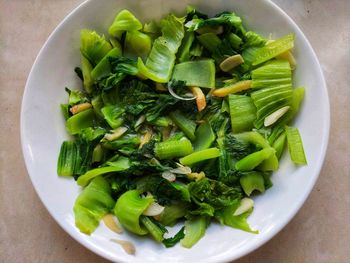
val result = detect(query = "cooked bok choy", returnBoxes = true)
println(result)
[57,6,307,252]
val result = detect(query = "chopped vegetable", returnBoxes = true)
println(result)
[58,6,307,250]
[74,176,115,234]
[253,33,295,66]
[180,216,209,248]
[137,15,184,82]
[155,139,193,160]
[193,121,215,151]
[240,172,265,196]
[285,126,307,165]
[66,109,96,135]
[172,59,216,88]
[57,141,78,177]
[108,9,142,38]
[180,148,221,166]
[228,94,256,133]
[80,29,112,65]
[114,190,153,235]
[169,111,197,141]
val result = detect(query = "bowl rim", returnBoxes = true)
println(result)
[20,0,330,262]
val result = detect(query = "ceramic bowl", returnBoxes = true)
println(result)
[21,0,329,262]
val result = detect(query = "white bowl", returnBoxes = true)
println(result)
[21,0,329,262]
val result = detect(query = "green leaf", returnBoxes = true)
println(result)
[154,139,193,160]
[114,190,153,235]
[216,205,258,234]
[285,126,307,165]
[240,172,265,196]
[57,141,79,177]
[74,176,115,235]
[80,29,112,65]
[177,31,195,62]
[77,157,131,187]
[180,216,209,248]
[159,204,188,226]
[80,55,94,93]
[253,33,294,66]
[188,178,242,209]
[101,105,125,129]
[193,121,216,151]
[235,147,275,171]
[66,109,96,135]
[163,227,185,248]
[180,148,221,166]
[228,94,257,133]
[169,111,197,141]
[108,9,142,38]
[140,216,167,242]
[171,59,216,88]
[91,48,122,81]
[124,31,152,58]
[137,15,185,82]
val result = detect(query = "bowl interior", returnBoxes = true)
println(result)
[21,0,329,262]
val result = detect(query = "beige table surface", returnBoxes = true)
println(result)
[1,0,349,262]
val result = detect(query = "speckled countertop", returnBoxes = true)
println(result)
[1,0,349,262]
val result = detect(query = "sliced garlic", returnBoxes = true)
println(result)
[104,127,128,141]
[219,55,244,72]
[134,115,146,129]
[186,171,205,181]
[277,51,296,70]
[70,102,92,115]
[162,171,176,182]
[103,214,123,234]
[161,127,171,141]
[212,80,252,97]
[139,130,152,148]
[155,82,167,91]
[142,202,165,216]
[233,198,254,216]
[264,106,290,127]
[169,165,191,175]
[110,239,136,255]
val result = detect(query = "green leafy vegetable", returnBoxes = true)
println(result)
[108,9,143,38]
[80,29,112,65]
[163,227,185,248]
[253,33,295,66]
[77,157,131,187]
[66,109,96,135]
[228,94,257,133]
[180,148,221,166]
[57,141,79,177]
[285,126,307,165]
[171,59,216,88]
[114,190,153,235]
[58,6,307,248]
[91,48,122,80]
[138,15,185,82]
[240,172,265,196]
[140,216,167,242]
[155,139,193,160]
[193,121,216,151]
[180,216,209,248]
[74,176,115,234]
[216,204,258,234]
[169,111,197,141]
